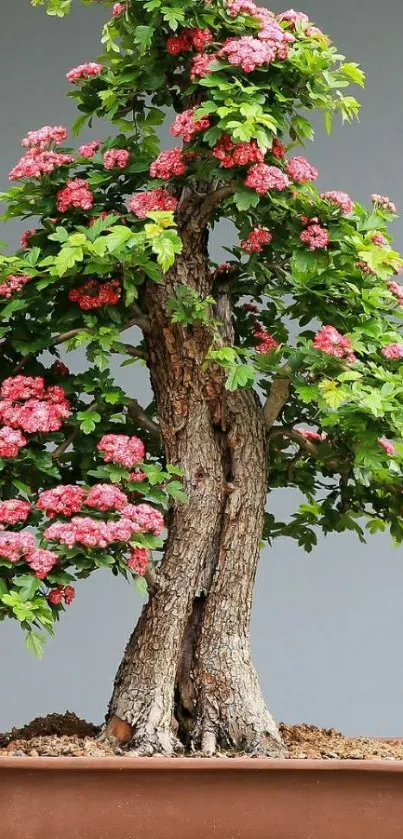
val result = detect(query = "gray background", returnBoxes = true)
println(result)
[1,0,403,736]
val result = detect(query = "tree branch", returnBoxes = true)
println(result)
[128,399,160,439]
[267,426,320,458]
[198,184,236,224]
[263,368,291,430]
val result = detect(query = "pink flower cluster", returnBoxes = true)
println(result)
[120,503,164,536]
[112,2,125,16]
[9,149,74,180]
[295,428,327,442]
[218,36,283,73]
[372,194,397,214]
[254,327,279,353]
[48,585,75,606]
[388,280,403,304]
[0,499,32,526]
[286,155,318,184]
[212,135,264,168]
[190,53,216,81]
[57,179,94,213]
[171,109,210,143]
[166,28,212,55]
[241,227,272,253]
[356,260,374,276]
[321,191,354,215]
[271,138,286,159]
[0,532,57,578]
[150,148,187,180]
[227,2,295,55]
[66,63,103,83]
[245,163,289,194]
[22,125,68,151]
[381,343,403,360]
[313,325,355,361]
[103,149,130,170]
[37,486,86,518]
[68,279,121,310]
[0,376,71,434]
[79,140,102,158]
[97,434,145,468]
[0,274,31,299]
[85,484,128,512]
[127,547,150,576]
[300,223,329,250]
[20,229,36,250]
[378,437,395,456]
[0,427,27,458]
[128,188,178,219]
[277,9,309,27]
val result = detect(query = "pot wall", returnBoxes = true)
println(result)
[1,757,403,839]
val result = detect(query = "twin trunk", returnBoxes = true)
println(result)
[104,221,282,756]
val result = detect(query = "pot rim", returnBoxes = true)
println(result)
[1,756,403,773]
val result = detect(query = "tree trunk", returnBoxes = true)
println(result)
[104,201,283,756]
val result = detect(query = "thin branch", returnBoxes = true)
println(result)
[128,399,160,439]
[268,426,320,458]
[113,343,148,361]
[263,368,291,430]
[52,426,79,461]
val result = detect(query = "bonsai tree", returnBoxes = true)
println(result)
[1,0,403,757]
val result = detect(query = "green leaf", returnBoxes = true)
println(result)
[233,189,260,212]
[13,575,40,603]
[226,364,255,392]
[134,576,148,596]
[77,410,102,434]
[151,230,182,272]
[134,25,154,50]
[25,631,45,659]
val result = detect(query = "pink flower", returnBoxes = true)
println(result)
[277,9,310,27]
[286,156,318,184]
[320,190,354,215]
[48,588,64,606]
[63,585,75,605]
[103,148,130,170]
[128,188,178,219]
[37,486,85,518]
[371,232,388,247]
[78,141,102,158]
[57,178,94,212]
[0,377,71,434]
[68,278,121,310]
[66,63,103,83]
[128,470,147,482]
[295,428,327,442]
[356,260,375,276]
[112,2,125,15]
[27,548,58,579]
[388,280,403,304]
[313,325,355,361]
[85,483,128,512]
[271,138,286,159]
[190,53,216,81]
[0,427,27,458]
[254,327,279,353]
[245,163,289,194]
[0,500,32,526]
[21,125,68,151]
[0,274,31,299]
[50,361,70,377]
[241,227,272,253]
[127,547,150,576]
[121,503,164,536]
[171,109,210,143]
[97,434,145,468]
[20,229,36,250]
[378,437,395,456]
[166,28,212,55]
[9,149,74,180]
[0,531,35,563]
[381,343,403,360]
[300,223,329,251]
[213,135,264,168]
[218,36,279,72]
[1,376,45,401]
[227,3,294,54]
[150,148,187,180]
[372,194,397,213]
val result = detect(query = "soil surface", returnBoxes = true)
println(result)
[0,713,402,759]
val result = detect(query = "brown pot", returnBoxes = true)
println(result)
[1,756,403,839]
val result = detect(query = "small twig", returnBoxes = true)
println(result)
[114,343,148,361]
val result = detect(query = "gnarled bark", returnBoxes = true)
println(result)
[104,199,283,756]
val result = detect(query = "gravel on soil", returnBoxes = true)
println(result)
[1,713,402,759]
